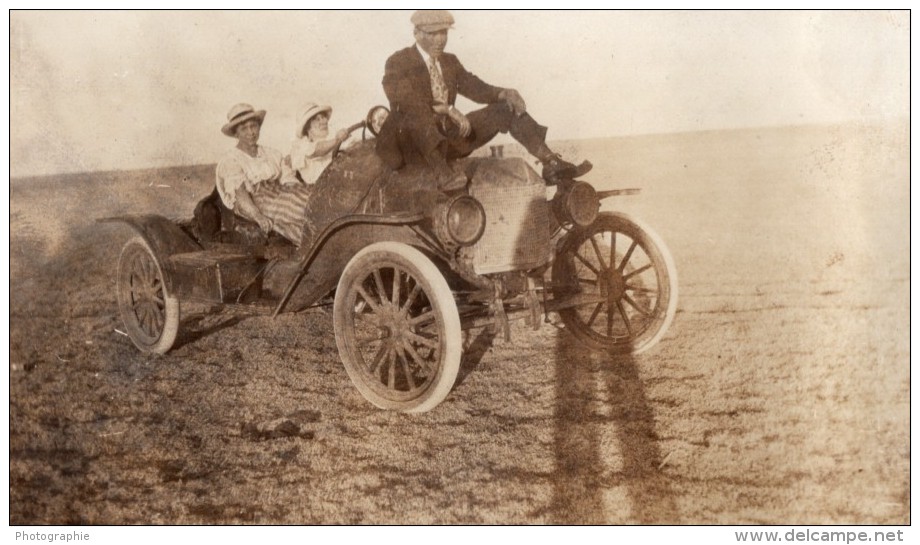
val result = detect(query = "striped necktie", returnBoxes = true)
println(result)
[428,57,448,106]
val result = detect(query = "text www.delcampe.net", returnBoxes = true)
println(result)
[735,530,905,544]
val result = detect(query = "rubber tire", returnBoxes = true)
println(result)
[116,236,180,354]
[333,242,462,413]
[553,212,677,355]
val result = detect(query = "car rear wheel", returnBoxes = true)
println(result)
[116,236,180,354]
[333,242,462,413]
[553,212,677,354]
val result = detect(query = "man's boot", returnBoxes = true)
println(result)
[535,144,592,185]
[507,114,592,184]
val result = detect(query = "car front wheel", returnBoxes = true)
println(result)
[333,242,462,413]
[553,212,677,355]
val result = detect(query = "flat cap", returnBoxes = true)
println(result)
[411,10,454,32]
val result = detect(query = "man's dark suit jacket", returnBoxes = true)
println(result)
[376,45,504,169]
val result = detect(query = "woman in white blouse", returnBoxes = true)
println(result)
[289,103,351,185]
[215,103,310,245]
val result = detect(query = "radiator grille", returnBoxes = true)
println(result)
[467,158,553,274]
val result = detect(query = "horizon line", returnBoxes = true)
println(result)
[9,118,906,182]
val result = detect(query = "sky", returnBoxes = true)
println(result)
[9,10,910,178]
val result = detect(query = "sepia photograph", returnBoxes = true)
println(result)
[8,9,910,526]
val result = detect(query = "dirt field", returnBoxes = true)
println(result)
[9,122,909,524]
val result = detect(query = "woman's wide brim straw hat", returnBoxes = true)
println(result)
[221,103,267,137]
[297,103,333,138]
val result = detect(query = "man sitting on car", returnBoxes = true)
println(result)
[375,10,592,191]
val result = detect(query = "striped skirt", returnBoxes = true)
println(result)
[251,180,313,245]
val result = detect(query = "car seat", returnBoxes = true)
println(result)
[191,188,268,246]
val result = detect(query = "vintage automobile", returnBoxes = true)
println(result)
[104,107,677,413]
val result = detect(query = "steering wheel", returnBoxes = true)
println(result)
[331,106,390,160]
[365,105,389,137]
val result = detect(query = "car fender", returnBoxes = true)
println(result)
[275,217,429,313]
[99,214,202,291]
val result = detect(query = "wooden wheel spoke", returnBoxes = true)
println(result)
[396,347,417,391]
[386,346,397,390]
[407,331,439,350]
[626,284,658,295]
[609,231,617,274]
[142,307,156,336]
[141,256,156,285]
[589,235,607,270]
[134,282,148,303]
[402,339,432,374]
[606,303,614,337]
[574,251,600,275]
[137,306,148,332]
[373,269,388,304]
[616,300,634,336]
[132,261,146,287]
[391,268,402,305]
[368,342,389,374]
[623,263,652,280]
[410,310,436,327]
[623,293,651,316]
[356,285,383,312]
[617,240,638,272]
[152,307,164,332]
[401,283,422,315]
[586,302,603,328]
[355,331,384,347]
[133,256,146,283]
[577,276,598,286]
[147,303,162,333]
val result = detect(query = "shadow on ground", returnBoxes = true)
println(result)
[551,333,679,523]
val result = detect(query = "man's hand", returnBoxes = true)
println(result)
[448,107,472,138]
[499,88,527,116]
[335,129,349,142]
